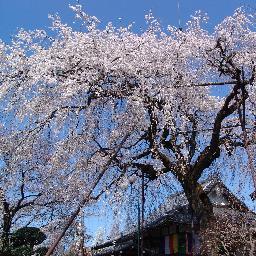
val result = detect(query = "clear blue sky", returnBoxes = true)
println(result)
[1,0,256,42]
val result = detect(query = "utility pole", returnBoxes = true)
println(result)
[141,171,145,255]
[137,200,141,256]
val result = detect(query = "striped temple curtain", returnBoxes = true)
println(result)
[164,233,193,255]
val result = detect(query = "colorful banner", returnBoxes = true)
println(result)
[164,232,193,255]
[165,236,171,254]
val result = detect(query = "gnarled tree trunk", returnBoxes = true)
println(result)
[1,199,12,253]
[182,179,218,256]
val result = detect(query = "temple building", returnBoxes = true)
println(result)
[91,178,256,256]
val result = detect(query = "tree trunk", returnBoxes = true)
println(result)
[1,200,12,252]
[182,180,218,256]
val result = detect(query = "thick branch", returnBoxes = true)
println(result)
[192,81,246,180]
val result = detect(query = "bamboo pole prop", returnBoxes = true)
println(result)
[45,134,130,256]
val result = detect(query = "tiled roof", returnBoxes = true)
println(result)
[92,177,255,255]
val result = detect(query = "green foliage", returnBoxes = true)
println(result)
[33,246,49,256]
[11,227,46,247]
[0,227,48,256]
[10,245,33,256]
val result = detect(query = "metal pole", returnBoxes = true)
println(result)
[191,210,195,255]
[141,172,145,255]
[137,200,141,256]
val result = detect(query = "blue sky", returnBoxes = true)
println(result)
[1,0,256,42]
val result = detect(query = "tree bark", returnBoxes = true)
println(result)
[2,200,12,252]
[182,179,217,256]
